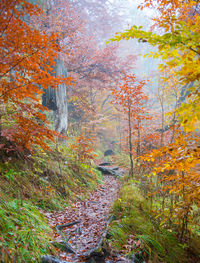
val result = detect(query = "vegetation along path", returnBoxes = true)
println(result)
[43,171,123,263]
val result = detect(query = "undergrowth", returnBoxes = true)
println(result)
[0,138,103,262]
[0,196,53,262]
[108,181,187,263]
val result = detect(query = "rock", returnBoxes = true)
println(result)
[112,167,119,171]
[42,255,87,263]
[130,254,136,263]
[99,162,111,166]
[85,250,107,263]
[104,150,115,157]
[41,255,71,263]
[55,220,81,231]
[96,166,121,177]
[51,241,73,253]
[130,253,146,263]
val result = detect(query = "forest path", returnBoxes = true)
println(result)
[44,173,122,263]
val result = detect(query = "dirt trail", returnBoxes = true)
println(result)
[44,175,121,262]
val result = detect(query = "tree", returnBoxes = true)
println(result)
[0,0,71,151]
[47,0,136,140]
[68,0,125,42]
[109,0,200,132]
[109,0,200,236]
[111,74,148,177]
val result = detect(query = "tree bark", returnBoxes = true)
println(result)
[128,103,134,177]
[136,119,141,158]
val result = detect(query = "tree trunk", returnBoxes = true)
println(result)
[136,119,141,158]
[41,3,68,135]
[128,104,134,177]
[118,114,122,152]
[42,59,68,134]
[160,100,164,147]
[0,101,2,144]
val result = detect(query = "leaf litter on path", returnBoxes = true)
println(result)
[44,175,121,262]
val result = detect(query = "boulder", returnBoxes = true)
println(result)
[104,150,115,157]
[96,166,122,177]
[99,162,111,166]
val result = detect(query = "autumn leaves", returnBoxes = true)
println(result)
[110,74,149,177]
[109,0,200,238]
[0,0,69,151]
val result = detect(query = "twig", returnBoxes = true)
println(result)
[83,216,114,258]
[55,220,81,231]
[55,220,81,254]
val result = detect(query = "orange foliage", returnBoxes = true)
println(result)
[111,74,150,156]
[111,74,148,119]
[138,0,199,29]
[134,0,200,237]
[0,0,71,151]
[141,132,200,232]
[69,133,97,164]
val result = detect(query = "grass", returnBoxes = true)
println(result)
[108,180,187,263]
[0,196,53,262]
[0,143,102,210]
[0,141,103,262]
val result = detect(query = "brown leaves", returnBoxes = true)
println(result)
[43,175,120,262]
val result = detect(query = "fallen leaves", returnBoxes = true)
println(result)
[44,175,120,262]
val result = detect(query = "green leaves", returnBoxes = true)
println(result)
[3,169,17,182]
